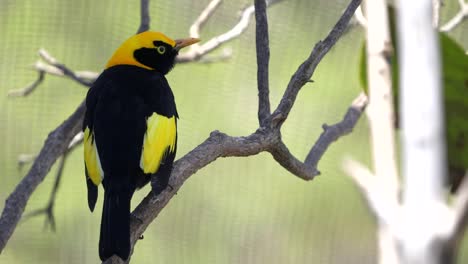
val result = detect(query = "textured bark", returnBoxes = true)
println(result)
[254,0,271,127]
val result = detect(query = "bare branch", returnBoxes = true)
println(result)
[0,102,85,253]
[440,0,468,32]
[21,132,84,230]
[137,0,150,33]
[354,4,368,28]
[343,1,401,263]
[33,61,99,80]
[433,0,442,27]
[38,49,94,86]
[304,92,367,172]
[196,48,233,63]
[270,0,363,128]
[7,71,45,97]
[254,0,271,127]
[343,157,401,264]
[270,93,367,180]
[177,0,282,63]
[7,52,97,97]
[451,171,468,240]
[189,0,222,40]
[270,141,319,180]
[365,0,398,187]
[17,154,38,170]
[22,152,68,232]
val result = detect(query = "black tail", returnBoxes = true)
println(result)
[99,190,131,261]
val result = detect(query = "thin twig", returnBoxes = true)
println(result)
[17,154,38,170]
[451,171,468,240]
[22,152,68,231]
[343,0,400,263]
[38,49,94,86]
[354,4,367,28]
[189,0,222,40]
[304,92,368,173]
[440,0,468,32]
[33,61,99,80]
[433,0,442,27]
[21,132,84,230]
[177,0,283,63]
[0,102,85,253]
[366,0,398,187]
[270,0,363,128]
[254,0,271,128]
[270,92,367,180]
[137,0,150,33]
[7,71,45,97]
[7,49,95,97]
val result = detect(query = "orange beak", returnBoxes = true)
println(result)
[174,38,200,51]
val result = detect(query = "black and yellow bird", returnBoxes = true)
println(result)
[83,31,199,261]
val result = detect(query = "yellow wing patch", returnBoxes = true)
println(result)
[84,127,104,185]
[140,113,177,174]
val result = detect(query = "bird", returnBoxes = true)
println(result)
[83,31,199,261]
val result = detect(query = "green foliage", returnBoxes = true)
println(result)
[442,33,468,169]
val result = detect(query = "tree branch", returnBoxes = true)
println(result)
[20,133,84,231]
[176,0,282,63]
[343,0,400,263]
[7,49,94,97]
[270,0,363,128]
[303,92,368,172]
[451,171,468,242]
[7,71,45,97]
[440,0,468,32]
[22,152,68,232]
[189,0,222,40]
[255,0,272,128]
[37,49,95,87]
[269,92,367,180]
[137,0,150,34]
[0,102,85,253]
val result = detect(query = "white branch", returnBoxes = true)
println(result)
[189,0,222,40]
[354,4,367,28]
[344,0,400,263]
[177,0,281,62]
[449,171,468,240]
[398,0,448,262]
[440,0,468,32]
[366,0,398,188]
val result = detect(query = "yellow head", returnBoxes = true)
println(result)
[106,31,199,74]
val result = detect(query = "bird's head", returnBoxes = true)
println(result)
[106,31,199,74]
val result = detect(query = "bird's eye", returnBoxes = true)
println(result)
[157,46,166,54]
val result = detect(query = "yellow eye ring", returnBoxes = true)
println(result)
[157,46,166,54]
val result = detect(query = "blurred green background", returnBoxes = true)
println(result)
[1,0,467,263]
